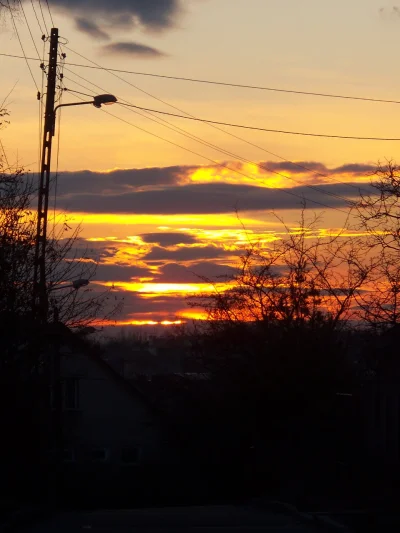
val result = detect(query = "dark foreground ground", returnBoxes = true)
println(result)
[5,461,400,533]
[22,505,325,533]
[6,500,400,533]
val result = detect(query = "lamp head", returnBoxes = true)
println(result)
[93,94,117,108]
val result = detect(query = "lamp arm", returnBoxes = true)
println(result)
[52,101,93,136]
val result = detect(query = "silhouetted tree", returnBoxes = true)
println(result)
[191,210,368,331]
[0,110,121,374]
[184,210,368,479]
[355,161,400,330]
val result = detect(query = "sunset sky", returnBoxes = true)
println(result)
[1,0,400,328]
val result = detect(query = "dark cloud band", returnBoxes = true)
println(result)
[55,181,371,215]
[53,166,190,196]
[75,18,110,40]
[43,0,182,31]
[44,161,376,217]
[102,41,166,58]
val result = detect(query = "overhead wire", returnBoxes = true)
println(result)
[31,0,45,35]
[18,0,41,59]
[37,0,49,35]
[62,88,93,99]
[45,0,55,27]
[63,90,351,216]
[59,49,376,197]
[57,47,400,106]
[1,51,399,140]
[63,79,358,208]
[3,50,400,107]
[59,48,400,142]
[0,50,389,198]
[0,53,369,200]
[62,60,364,205]
[0,37,364,218]
[6,0,39,91]
[116,102,400,142]
[7,34,368,214]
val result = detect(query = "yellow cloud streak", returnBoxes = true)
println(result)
[66,212,263,227]
[178,310,209,321]
[97,281,231,295]
[117,319,184,326]
[190,163,288,188]
[188,163,372,189]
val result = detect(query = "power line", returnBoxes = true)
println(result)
[64,60,373,198]
[6,0,39,91]
[117,102,400,141]
[60,46,400,106]
[0,53,39,60]
[37,0,49,35]
[63,88,93,98]
[18,0,41,59]
[65,90,351,215]
[13,36,363,208]
[0,51,375,192]
[63,80,357,208]
[3,52,400,108]
[12,35,369,203]
[57,48,378,198]
[45,0,54,27]
[0,50,386,195]
[31,0,45,35]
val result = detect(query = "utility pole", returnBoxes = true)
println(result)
[31,28,61,506]
[33,27,59,323]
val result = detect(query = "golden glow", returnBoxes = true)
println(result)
[178,310,209,321]
[189,163,293,189]
[63,212,264,228]
[184,228,280,246]
[187,162,372,189]
[111,319,184,326]
[97,281,231,294]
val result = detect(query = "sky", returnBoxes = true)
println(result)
[1,0,400,329]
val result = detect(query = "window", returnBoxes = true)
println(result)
[121,446,140,465]
[64,378,79,410]
[91,448,109,462]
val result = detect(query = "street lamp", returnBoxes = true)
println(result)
[52,94,117,134]
[49,279,90,292]
[49,279,90,322]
